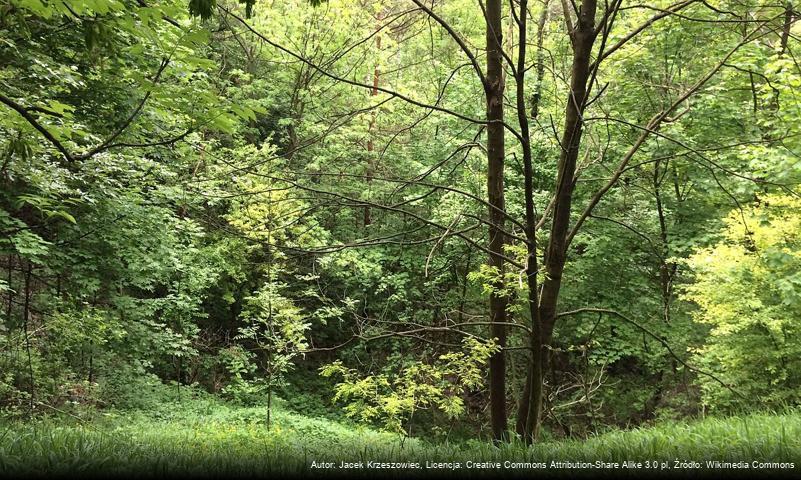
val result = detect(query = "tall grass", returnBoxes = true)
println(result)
[1,399,799,477]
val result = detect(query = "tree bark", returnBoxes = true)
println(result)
[23,261,34,412]
[516,0,549,442]
[485,0,508,443]
[528,0,597,442]
[780,2,793,56]
[364,14,382,228]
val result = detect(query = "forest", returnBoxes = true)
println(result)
[1,0,801,476]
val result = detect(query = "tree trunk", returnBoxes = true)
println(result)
[780,2,793,56]
[364,14,382,228]
[515,0,549,441]
[485,0,508,443]
[23,261,34,412]
[528,0,598,442]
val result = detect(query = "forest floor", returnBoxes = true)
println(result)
[0,392,800,478]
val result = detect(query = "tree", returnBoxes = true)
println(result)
[685,194,801,410]
[213,0,800,442]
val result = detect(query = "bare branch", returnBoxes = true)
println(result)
[410,0,488,88]
[557,307,745,399]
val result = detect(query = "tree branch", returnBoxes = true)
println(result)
[556,307,745,399]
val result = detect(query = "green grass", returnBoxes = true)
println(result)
[1,396,800,477]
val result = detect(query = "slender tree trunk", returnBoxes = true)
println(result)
[780,2,793,56]
[4,256,13,332]
[286,64,308,162]
[88,339,94,383]
[485,0,508,443]
[23,261,34,412]
[653,157,673,324]
[529,0,598,442]
[364,14,382,227]
[516,0,549,441]
[267,386,272,427]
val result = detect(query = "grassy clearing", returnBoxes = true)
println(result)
[0,397,800,477]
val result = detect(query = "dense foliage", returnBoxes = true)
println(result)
[1,0,800,451]
[685,195,801,409]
